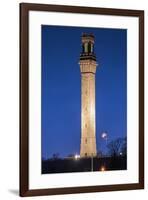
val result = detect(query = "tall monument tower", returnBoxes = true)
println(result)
[79,33,98,157]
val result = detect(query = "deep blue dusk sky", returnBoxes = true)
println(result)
[41,25,127,159]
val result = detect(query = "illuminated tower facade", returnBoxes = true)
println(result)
[79,33,98,157]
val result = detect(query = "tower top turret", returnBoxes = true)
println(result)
[80,33,96,61]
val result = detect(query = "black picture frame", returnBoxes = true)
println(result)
[20,3,144,197]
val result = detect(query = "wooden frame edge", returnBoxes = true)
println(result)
[20,3,29,197]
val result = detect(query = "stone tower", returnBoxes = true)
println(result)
[79,33,98,157]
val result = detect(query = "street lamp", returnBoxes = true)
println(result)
[101,131,108,144]
[100,166,106,171]
[101,131,108,169]
[74,154,80,160]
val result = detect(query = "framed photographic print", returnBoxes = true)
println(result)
[20,3,144,197]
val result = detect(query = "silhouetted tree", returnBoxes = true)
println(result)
[120,137,127,156]
[107,138,123,157]
[67,154,75,158]
[52,153,60,160]
[97,150,103,158]
[107,138,127,170]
